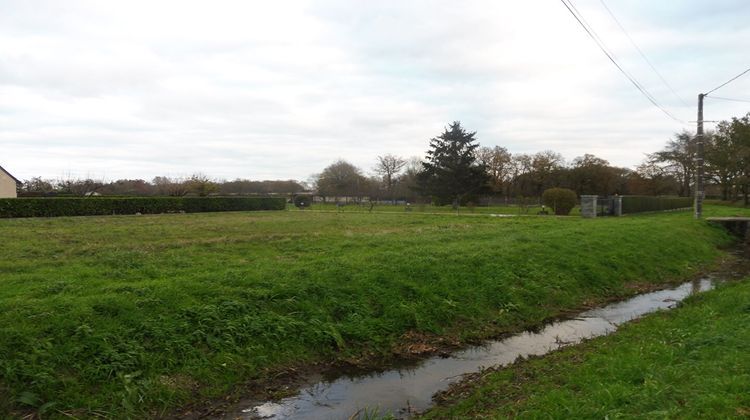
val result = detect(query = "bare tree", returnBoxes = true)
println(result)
[568,154,621,196]
[629,161,680,196]
[391,157,422,203]
[315,160,367,202]
[508,153,533,198]
[476,146,512,195]
[649,131,696,197]
[374,154,406,204]
[21,177,55,194]
[529,151,565,197]
[58,178,104,197]
[152,176,189,196]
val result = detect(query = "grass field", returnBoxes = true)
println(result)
[0,206,747,417]
[423,276,750,419]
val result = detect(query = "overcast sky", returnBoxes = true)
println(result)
[1,0,749,181]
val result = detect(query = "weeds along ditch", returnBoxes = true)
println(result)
[230,253,749,419]
[0,206,747,417]
[423,264,750,419]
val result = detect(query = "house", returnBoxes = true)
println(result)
[0,165,21,198]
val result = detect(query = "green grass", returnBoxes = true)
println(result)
[422,277,750,419]
[0,206,746,417]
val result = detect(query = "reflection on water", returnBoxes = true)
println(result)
[228,278,720,419]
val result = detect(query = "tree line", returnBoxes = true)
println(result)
[314,113,750,204]
[18,112,750,203]
[19,174,306,197]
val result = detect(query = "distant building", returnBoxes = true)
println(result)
[0,165,21,198]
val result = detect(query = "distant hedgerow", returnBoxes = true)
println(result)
[0,197,286,218]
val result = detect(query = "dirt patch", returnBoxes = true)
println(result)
[392,331,460,358]
[177,366,317,419]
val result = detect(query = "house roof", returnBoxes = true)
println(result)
[0,165,21,184]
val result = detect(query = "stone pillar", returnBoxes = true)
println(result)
[580,195,598,218]
[613,196,623,217]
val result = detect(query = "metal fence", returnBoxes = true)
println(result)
[596,196,615,216]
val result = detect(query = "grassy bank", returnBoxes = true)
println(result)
[0,207,743,417]
[423,277,750,419]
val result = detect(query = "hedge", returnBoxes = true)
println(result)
[0,197,286,218]
[621,196,692,214]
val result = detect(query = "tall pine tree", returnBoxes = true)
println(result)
[417,121,489,207]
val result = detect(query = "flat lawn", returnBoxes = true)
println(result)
[0,206,746,417]
[423,277,750,419]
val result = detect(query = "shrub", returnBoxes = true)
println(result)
[542,188,577,215]
[293,195,312,209]
[0,197,286,218]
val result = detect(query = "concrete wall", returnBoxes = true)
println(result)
[0,169,18,198]
[580,195,597,218]
[613,196,623,217]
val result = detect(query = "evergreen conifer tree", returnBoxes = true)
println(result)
[416,121,489,207]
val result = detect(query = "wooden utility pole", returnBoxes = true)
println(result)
[694,93,705,219]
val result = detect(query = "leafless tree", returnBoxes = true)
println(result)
[152,176,189,196]
[58,178,105,197]
[21,177,55,194]
[315,160,367,202]
[374,154,406,203]
[476,146,512,194]
[649,131,697,197]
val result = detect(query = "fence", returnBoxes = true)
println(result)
[580,195,692,218]
[620,196,692,214]
[596,196,615,216]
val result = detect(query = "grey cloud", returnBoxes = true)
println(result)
[1,0,749,181]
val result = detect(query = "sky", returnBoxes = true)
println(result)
[1,0,749,182]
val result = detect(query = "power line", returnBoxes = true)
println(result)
[558,0,686,124]
[567,0,611,60]
[705,95,750,103]
[598,0,690,107]
[563,0,684,123]
[559,0,682,123]
[705,67,750,95]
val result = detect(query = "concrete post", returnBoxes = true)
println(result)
[613,196,623,217]
[581,195,598,218]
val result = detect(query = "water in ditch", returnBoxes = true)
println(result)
[225,257,748,419]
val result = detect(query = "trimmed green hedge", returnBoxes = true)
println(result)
[0,197,286,218]
[621,196,692,214]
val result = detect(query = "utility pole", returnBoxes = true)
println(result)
[694,93,705,219]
